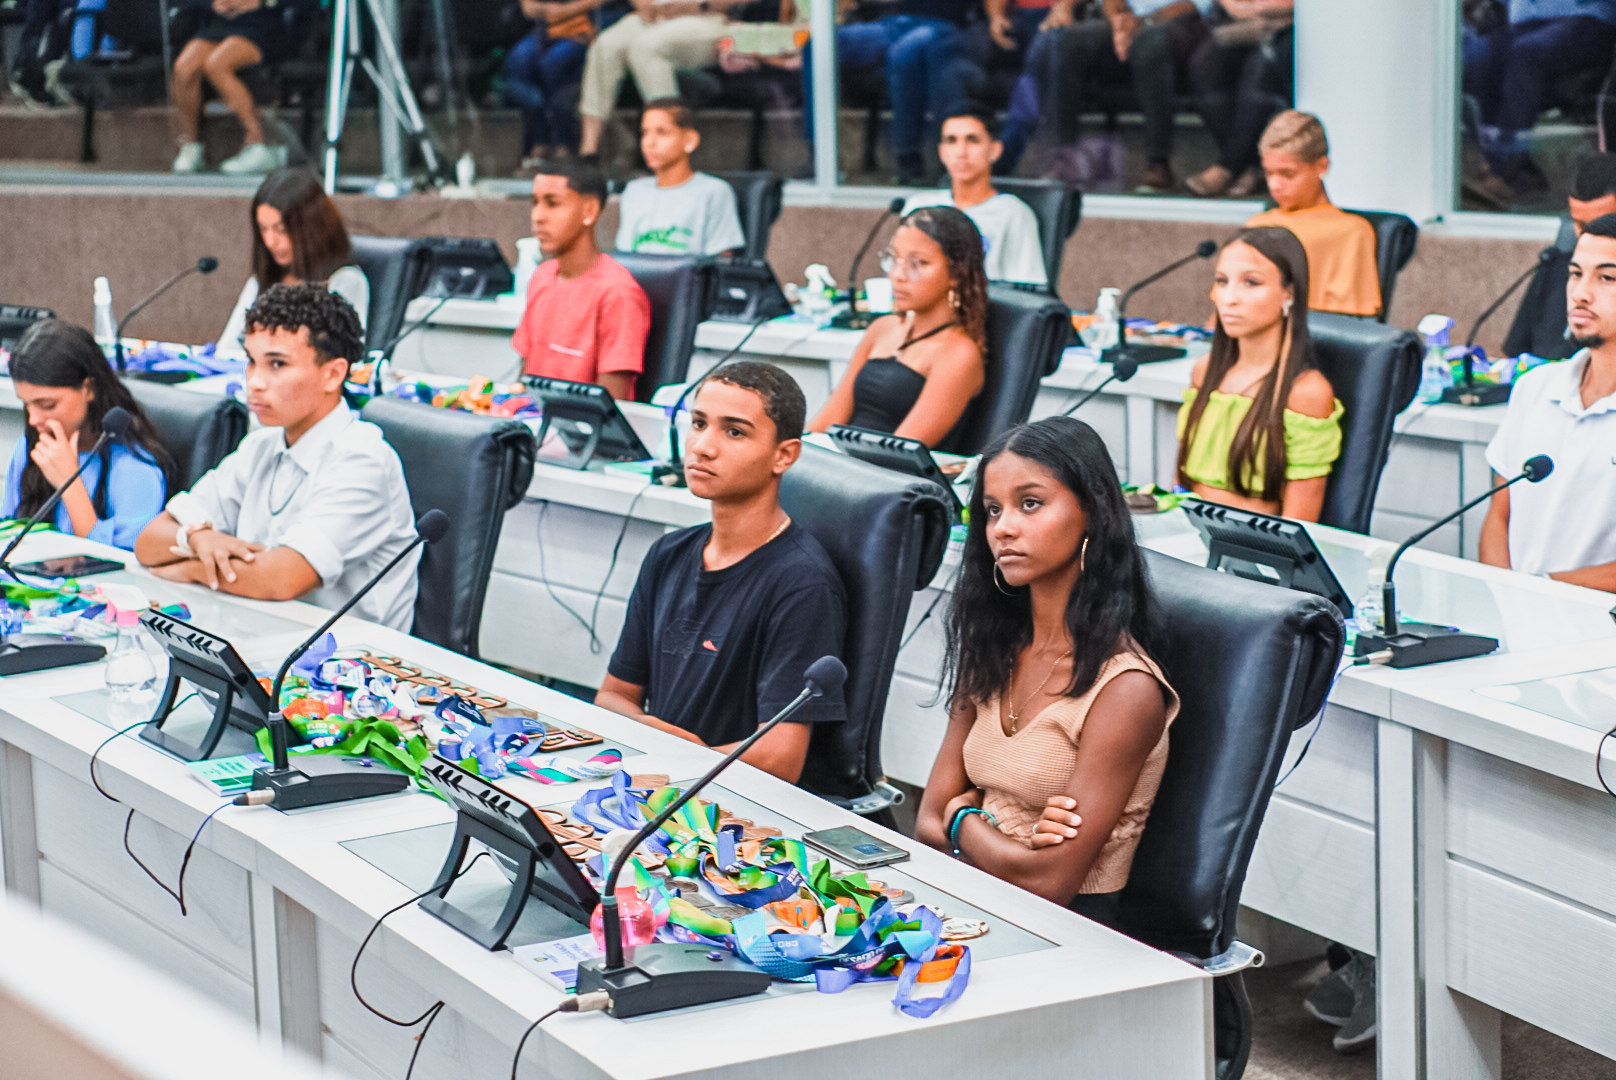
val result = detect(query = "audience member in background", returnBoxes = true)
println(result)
[506,0,626,167]
[577,0,794,158]
[598,363,847,784]
[990,0,1077,176]
[1177,227,1340,522]
[809,206,987,446]
[903,106,1048,285]
[915,416,1178,922]
[513,157,651,400]
[1033,0,1213,192]
[1504,152,1616,360]
[1246,110,1381,317]
[1183,0,1294,199]
[1480,213,1616,591]
[8,0,72,105]
[135,286,420,630]
[615,98,745,256]
[218,168,369,359]
[1463,0,1616,195]
[170,0,310,175]
[802,0,973,186]
[2,320,174,551]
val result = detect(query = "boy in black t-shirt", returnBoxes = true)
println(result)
[598,362,847,783]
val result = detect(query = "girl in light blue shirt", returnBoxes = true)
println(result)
[2,320,175,551]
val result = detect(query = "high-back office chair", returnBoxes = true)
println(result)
[359,397,535,657]
[122,379,249,490]
[1346,210,1419,323]
[613,252,717,402]
[1118,551,1344,1080]
[1308,313,1422,534]
[935,285,1071,456]
[779,445,952,813]
[716,171,785,261]
[350,235,431,354]
[991,178,1083,295]
[1504,216,1577,360]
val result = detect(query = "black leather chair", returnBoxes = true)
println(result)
[1118,550,1344,1080]
[612,251,718,402]
[990,178,1083,295]
[935,284,1072,456]
[1346,210,1419,323]
[778,445,952,812]
[1503,216,1577,360]
[715,171,784,261]
[359,397,535,657]
[122,379,249,490]
[349,235,431,354]
[1309,313,1422,534]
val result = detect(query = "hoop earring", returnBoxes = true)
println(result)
[1079,535,1089,574]
[993,561,1015,595]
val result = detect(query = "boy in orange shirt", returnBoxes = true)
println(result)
[1246,110,1382,319]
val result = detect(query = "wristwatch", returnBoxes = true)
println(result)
[174,521,213,558]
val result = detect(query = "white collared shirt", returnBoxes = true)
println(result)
[1485,349,1616,576]
[166,405,420,631]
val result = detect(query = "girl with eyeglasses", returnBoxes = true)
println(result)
[807,206,987,447]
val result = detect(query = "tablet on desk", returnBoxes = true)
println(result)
[1182,498,1352,617]
[523,375,654,469]
[825,424,963,515]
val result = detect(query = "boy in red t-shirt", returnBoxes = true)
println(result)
[511,157,651,401]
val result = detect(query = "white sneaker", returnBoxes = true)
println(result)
[172,142,205,174]
[220,142,279,176]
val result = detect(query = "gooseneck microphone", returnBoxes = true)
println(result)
[1104,240,1217,369]
[1447,246,1558,404]
[1061,355,1139,417]
[114,257,220,371]
[237,509,451,810]
[576,655,849,1017]
[847,197,908,289]
[0,405,132,577]
[1355,455,1553,667]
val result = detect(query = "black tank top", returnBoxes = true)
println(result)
[846,321,957,434]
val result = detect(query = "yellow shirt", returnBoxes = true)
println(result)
[1247,204,1382,318]
[1176,387,1344,495]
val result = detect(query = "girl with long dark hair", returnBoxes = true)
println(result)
[916,416,1179,918]
[1177,225,1342,522]
[2,321,176,550]
[217,168,369,357]
[808,206,987,447]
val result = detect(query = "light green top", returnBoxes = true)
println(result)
[1176,387,1344,494]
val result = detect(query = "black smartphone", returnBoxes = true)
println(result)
[802,826,910,869]
[11,554,125,579]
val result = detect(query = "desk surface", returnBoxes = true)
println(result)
[0,529,1210,1080]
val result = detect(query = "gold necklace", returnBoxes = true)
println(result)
[1006,647,1073,732]
[763,515,791,545]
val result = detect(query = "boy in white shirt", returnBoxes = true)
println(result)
[135,284,421,630]
[1480,213,1616,591]
[615,98,746,257]
[902,106,1049,286]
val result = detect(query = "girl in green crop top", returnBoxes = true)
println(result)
[1176,226,1343,522]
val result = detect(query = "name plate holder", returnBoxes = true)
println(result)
[419,754,599,950]
[138,610,273,762]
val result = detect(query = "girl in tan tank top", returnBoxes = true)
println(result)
[915,416,1178,911]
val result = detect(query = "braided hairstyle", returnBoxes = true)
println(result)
[900,206,988,350]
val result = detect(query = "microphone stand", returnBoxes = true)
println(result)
[575,663,840,1017]
[1102,241,1216,370]
[1442,249,1553,407]
[1060,357,1139,418]
[361,292,455,397]
[240,515,444,809]
[114,258,218,372]
[1355,459,1552,667]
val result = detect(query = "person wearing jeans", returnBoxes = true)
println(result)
[505,0,618,164]
[802,0,972,185]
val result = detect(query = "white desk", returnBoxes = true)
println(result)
[0,530,1211,1080]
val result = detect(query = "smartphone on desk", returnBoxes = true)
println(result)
[802,826,910,870]
[11,554,124,579]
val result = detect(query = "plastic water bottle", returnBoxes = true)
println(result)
[104,606,157,707]
[1092,287,1121,352]
[1416,313,1455,404]
[93,276,117,360]
[1354,545,1394,633]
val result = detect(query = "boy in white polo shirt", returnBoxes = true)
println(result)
[1480,212,1616,590]
[902,105,1048,287]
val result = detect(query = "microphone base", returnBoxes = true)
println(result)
[1354,623,1499,668]
[829,308,877,331]
[1439,382,1511,407]
[0,637,106,676]
[1101,343,1185,366]
[249,755,409,811]
[575,944,771,1018]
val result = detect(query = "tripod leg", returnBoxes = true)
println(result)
[361,0,443,178]
[322,0,353,191]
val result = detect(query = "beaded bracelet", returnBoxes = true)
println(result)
[948,806,997,858]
